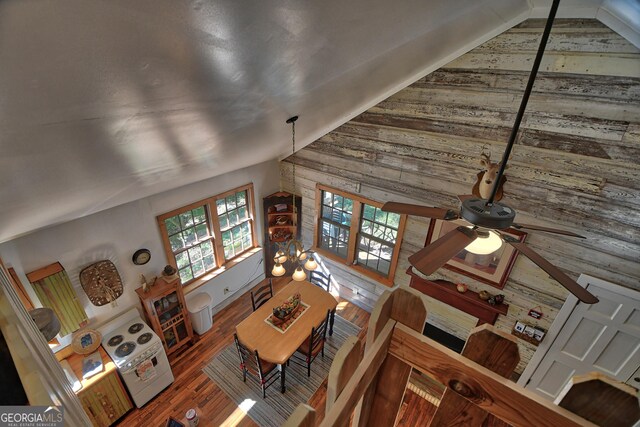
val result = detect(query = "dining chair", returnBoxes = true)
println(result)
[233,333,282,398]
[309,270,331,292]
[251,279,273,311]
[289,310,330,377]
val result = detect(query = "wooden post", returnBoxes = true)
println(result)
[321,320,397,427]
[556,372,640,427]
[389,324,595,427]
[429,324,520,426]
[282,404,316,427]
[326,336,362,414]
[353,286,428,426]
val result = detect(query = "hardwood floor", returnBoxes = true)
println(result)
[115,277,451,426]
[116,277,367,426]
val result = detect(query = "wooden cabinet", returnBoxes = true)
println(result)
[135,278,193,355]
[263,191,301,277]
[65,348,132,427]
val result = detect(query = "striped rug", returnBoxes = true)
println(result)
[203,315,361,427]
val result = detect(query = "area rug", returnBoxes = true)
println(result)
[203,315,361,427]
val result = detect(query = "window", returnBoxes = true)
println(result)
[319,191,353,259]
[157,183,257,286]
[358,204,401,276]
[217,190,253,260]
[315,185,406,285]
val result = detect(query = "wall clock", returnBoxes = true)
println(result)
[132,249,151,265]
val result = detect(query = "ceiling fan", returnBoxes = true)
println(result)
[383,0,599,304]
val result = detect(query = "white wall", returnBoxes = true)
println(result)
[0,159,280,344]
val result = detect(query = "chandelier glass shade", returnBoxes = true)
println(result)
[270,116,318,281]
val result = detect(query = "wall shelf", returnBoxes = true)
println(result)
[406,267,508,326]
[263,192,301,277]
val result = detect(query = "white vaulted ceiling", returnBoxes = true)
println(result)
[0,0,637,243]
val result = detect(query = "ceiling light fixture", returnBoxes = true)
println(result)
[464,228,502,255]
[271,116,318,281]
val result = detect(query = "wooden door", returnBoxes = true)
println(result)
[525,276,640,400]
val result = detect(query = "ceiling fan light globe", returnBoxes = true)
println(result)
[465,229,502,254]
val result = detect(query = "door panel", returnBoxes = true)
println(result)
[627,365,640,388]
[535,360,577,399]
[561,318,605,360]
[594,331,639,375]
[526,279,640,400]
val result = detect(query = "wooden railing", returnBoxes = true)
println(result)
[284,286,612,427]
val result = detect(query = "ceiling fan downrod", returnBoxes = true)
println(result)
[485,0,561,206]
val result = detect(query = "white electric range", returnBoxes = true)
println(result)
[98,308,173,408]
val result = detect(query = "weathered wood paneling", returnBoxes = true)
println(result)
[280,19,640,374]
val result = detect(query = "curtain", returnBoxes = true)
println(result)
[26,262,88,337]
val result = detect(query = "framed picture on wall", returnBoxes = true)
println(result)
[425,219,527,289]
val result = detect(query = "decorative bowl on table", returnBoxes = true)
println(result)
[272,293,301,324]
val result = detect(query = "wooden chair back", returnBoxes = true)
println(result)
[306,310,330,358]
[309,271,331,292]
[234,333,280,398]
[291,309,331,377]
[251,279,273,311]
[233,333,261,377]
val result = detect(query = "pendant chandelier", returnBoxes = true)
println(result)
[271,116,318,281]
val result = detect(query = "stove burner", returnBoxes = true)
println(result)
[128,323,144,334]
[107,335,124,347]
[137,332,153,345]
[115,341,136,358]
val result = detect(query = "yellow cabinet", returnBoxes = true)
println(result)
[65,348,132,427]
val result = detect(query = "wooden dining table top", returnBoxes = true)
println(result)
[235,280,338,365]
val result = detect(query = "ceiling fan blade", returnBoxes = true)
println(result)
[510,223,585,238]
[382,202,458,220]
[504,239,598,304]
[409,226,478,275]
[457,194,475,202]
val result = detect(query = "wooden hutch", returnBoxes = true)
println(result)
[263,191,302,277]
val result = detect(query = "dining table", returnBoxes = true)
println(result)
[235,279,338,393]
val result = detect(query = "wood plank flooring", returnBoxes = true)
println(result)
[115,277,443,426]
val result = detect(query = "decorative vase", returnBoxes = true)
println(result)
[479,290,491,300]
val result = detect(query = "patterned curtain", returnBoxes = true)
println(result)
[26,262,88,337]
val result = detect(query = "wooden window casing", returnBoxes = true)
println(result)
[157,183,258,287]
[313,184,407,287]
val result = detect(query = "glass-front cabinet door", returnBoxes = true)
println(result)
[136,278,193,355]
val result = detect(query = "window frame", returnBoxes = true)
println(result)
[313,184,407,286]
[157,183,258,288]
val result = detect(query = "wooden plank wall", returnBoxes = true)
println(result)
[280,19,640,374]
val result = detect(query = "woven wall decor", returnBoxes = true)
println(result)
[79,260,123,306]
